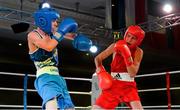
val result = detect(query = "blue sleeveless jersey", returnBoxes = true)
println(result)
[29,48,58,70]
[29,30,59,70]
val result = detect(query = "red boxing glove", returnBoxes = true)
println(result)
[114,40,133,66]
[96,65,113,90]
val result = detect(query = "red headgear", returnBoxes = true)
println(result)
[124,25,145,48]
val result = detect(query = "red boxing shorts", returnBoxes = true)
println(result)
[95,80,140,109]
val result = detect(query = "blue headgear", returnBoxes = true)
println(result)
[33,8,60,34]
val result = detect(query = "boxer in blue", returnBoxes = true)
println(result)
[27,7,92,110]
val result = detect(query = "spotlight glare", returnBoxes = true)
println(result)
[42,2,50,9]
[90,45,98,53]
[18,43,22,46]
[163,4,172,13]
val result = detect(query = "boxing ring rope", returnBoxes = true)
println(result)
[0,72,92,95]
[0,72,91,109]
[136,70,180,77]
[0,87,91,95]
[0,104,91,109]
[2,86,180,93]
[136,70,180,92]
[0,72,91,81]
[0,70,180,109]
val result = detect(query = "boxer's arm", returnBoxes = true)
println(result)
[64,33,77,40]
[127,48,143,77]
[52,18,78,42]
[94,43,114,90]
[94,43,115,72]
[114,40,133,66]
[72,34,92,52]
[28,32,58,52]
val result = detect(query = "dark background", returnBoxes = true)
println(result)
[0,0,180,109]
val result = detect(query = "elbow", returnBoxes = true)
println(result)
[129,70,138,78]
[94,56,98,62]
[130,73,136,78]
[94,56,101,63]
[94,56,103,67]
[127,65,139,78]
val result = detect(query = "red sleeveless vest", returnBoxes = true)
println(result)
[111,48,136,72]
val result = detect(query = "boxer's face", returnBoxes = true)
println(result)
[51,19,59,33]
[125,33,138,46]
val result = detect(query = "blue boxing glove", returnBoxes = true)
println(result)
[52,17,78,42]
[72,34,92,51]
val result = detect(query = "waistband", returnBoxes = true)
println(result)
[111,72,134,82]
[36,66,59,77]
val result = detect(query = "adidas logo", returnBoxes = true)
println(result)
[114,73,122,79]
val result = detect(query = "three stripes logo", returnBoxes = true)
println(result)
[114,73,122,79]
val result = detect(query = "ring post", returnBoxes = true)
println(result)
[166,71,171,110]
[23,73,28,110]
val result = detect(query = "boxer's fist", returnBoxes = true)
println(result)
[114,40,133,66]
[96,65,113,90]
[52,18,78,42]
[72,34,92,51]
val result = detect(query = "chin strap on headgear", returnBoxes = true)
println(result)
[124,25,145,49]
[33,8,60,34]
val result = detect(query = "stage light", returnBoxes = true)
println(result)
[89,45,98,53]
[163,4,173,13]
[41,2,50,8]
[39,2,51,9]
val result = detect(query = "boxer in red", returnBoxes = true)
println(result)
[93,25,145,109]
